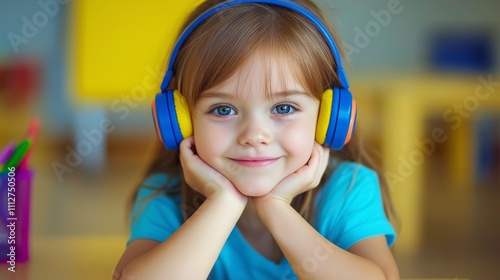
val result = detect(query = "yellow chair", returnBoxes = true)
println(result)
[68,1,203,173]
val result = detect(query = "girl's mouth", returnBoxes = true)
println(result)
[230,157,280,167]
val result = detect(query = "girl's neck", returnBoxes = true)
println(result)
[236,199,284,263]
[237,199,266,232]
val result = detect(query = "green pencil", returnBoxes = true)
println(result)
[1,139,31,172]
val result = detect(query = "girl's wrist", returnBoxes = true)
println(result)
[206,191,248,211]
[253,195,289,216]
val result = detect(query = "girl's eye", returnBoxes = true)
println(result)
[272,104,295,115]
[212,105,236,116]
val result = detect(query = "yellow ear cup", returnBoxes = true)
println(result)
[315,89,333,145]
[173,90,193,139]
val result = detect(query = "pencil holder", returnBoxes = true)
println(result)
[0,168,33,263]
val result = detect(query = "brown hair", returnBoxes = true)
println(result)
[130,0,398,230]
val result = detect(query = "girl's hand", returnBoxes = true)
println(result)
[254,142,330,206]
[179,136,247,205]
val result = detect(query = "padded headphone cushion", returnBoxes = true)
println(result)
[153,92,179,149]
[344,99,357,144]
[316,88,356,150]
[172,90,193,139]
[152,90,193,150]
[316,89,336,145]
[331,88,354,150]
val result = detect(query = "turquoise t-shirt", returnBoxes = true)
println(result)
[128,162,396,279]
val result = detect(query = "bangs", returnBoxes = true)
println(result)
[175,3,337,108]
[200,49,314,102]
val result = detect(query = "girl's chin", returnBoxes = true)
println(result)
[234,183,276,197]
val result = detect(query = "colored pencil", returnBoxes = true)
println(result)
[18,117,41,170]
[1,139,31,172]
[0,143,15,164]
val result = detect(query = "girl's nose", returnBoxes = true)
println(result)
[238,118,274,147]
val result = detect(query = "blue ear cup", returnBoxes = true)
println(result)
[152,90,192,150]
[329,88,356,149]
[316,88,357,150]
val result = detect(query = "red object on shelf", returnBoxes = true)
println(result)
[0,59,40,105]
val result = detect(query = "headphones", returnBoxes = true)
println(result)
[152,0,357,150]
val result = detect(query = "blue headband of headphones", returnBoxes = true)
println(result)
[159,0,350,93]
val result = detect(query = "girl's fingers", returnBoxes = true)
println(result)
[266,143,330,203]
[180,137,204,169]
[179,136,245,201]
[314,145,330,187]
[179,136,195,157]
[303,143,328,189]
[308,143,323,174]
[310,143,325,188]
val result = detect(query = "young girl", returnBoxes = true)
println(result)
[115,0,399,279]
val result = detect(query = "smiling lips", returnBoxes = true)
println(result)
[230,157,280,167]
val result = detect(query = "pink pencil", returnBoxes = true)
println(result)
[18,117,41,170]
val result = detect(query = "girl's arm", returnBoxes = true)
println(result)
[117,137,247,279]
[255,199,399,280]
[253,143,398,279]
[118,193,246,280]
[113,239,160,280]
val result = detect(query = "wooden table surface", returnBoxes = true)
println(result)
[0,236,127,280]
[0,236,469,280]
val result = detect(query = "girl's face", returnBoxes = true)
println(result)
[192,53,320,196]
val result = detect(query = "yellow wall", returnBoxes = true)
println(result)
[71,0,203,104]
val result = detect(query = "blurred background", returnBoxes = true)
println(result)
[0,0,499,279]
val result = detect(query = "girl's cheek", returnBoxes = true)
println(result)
[279,122,315,148]
[270,118,289,134]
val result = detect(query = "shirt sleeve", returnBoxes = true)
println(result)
[127,173,183,245]
[316,162,396,250]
